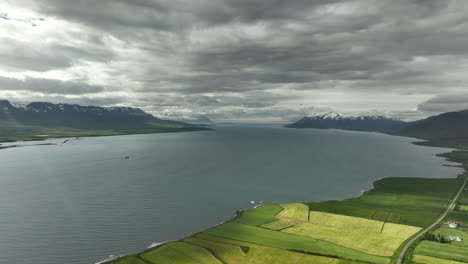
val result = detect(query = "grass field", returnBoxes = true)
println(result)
[413,254,468,264]
[306,177,460,227]
[262,203,309,230]
[203,222,390,264]
[277,203,309,220]
[282,212,421,256]
[445,211,468,225]
[141,244,202,264]
[233,204,283,226]
[414,241,468,263]
[432,228,468,246]
[110,256,147,264]
[185,234,346,264]
[455,205,468,212]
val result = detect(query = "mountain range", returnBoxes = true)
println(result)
[0,100,208,142]
[286,113,409,132]
[287,110,468,148]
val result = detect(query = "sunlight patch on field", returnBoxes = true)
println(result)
[282,211,421,256]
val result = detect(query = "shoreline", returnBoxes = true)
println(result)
[97,210,243,264]
[0,128,213,150]
[98,145,465,264]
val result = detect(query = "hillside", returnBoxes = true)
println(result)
[0,100,208,142]
[286,113,408,133]
[397,110,468,148]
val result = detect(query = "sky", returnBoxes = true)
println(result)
[0,0,468,122]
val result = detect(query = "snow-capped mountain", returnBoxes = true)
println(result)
[0,100,188,130]
[286,113,408,132]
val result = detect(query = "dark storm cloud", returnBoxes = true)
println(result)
[36,0,344,31]
[418,94,468,113]
[0,37,114,72]
[4,0,468,120]
[0,76,105,95]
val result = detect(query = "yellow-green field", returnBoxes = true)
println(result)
[185,233,348,264]
[282,211,421,256]
[262,203,309,230]
[456,204,468,212]
[413,254,468,264]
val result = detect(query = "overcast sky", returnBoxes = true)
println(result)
[1,0,468,121]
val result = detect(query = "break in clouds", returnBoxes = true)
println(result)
[1,0,468,121]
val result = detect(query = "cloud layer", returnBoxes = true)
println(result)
[1,0,467,121]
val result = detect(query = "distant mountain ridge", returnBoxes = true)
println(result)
[0,100,207,142]
[396,109,468,148]
[179,115,213,125]
[286,113,408,132]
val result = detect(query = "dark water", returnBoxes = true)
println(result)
[0,124,463,264]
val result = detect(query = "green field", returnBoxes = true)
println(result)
[262,203,309,230]
[186,234,350,264]
[413,226,468,263]
[233,204,283,226]
[414,240,468,263]
[306,177,460,227]
[204,222,390,264]
[110,256,147,264]
[282,212,420,256]
[413,254,467,264]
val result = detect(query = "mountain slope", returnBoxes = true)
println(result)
[286,113,408,133]
[397,110,468,148]
[0,100,208,142]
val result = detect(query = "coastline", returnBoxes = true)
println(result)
[0,128,213,150]
[98,210,243,264]
[98,141,465,264]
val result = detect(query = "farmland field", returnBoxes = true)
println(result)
[277,203,309,220]
[306,177,460,227]
[413,254,467,264]
[233,204,283,226]
[185,234,346,264]
[262,203,309,230]
[456,205,468,212]
[414,241,468,263]
[111,256,147,264]
[445,212,468,225]
[203,222,390,264]
[282,212,420,256]
[141,244,203,264]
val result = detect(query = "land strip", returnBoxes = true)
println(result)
[396,175,468,264]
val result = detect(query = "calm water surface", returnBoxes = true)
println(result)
[0,124,463,264]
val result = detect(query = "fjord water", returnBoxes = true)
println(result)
[0,124,463,264]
